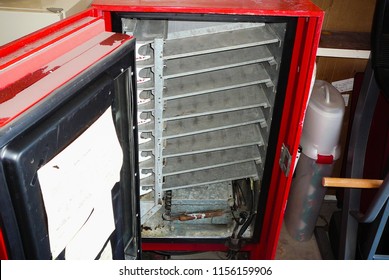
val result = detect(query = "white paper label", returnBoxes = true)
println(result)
[38,107,122,259]
[331,78,354,93]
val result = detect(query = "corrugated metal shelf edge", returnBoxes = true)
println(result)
[163,64,273,100]
[164,25,279,60]
[163,145,262,176]
[163,124,264,158]
[164,45,275,79]
[163,161,259,191]
[163,108,266,139]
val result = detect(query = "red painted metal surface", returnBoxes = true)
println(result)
[92,0,322,17]
[255,16,323,259]
[0,9,132,128]
[0,227,8,260]
[90,0,324,260]
[142,241,256,254]
[1,18,105,97]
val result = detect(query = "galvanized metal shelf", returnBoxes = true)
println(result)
[163,85,270,121]
[139,155,154,168]
[137,99,154,112]
[137,79,154,91]
[140,175,155,188]
[138,116,155,132]
[164,108,265,139]
[167,22,265,40]
[163,146,262,176]
[163,124,264,158]
[164,45,275,79]
[163,161,259,190]
[139,137,154,151]
[164,64,273,100]
[164,26,279,59]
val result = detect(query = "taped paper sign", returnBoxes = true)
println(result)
[38,107,122,259]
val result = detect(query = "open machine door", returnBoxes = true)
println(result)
[0,9,141,259]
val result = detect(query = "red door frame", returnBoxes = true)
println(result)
[254,16,323,259]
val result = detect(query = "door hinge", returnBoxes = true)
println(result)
[279,143,292,177]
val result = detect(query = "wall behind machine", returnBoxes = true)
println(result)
[312,0,376,82]
[313,0,376,32]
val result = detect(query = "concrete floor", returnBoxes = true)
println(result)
[276,198,339,260]
[275,222,322,259]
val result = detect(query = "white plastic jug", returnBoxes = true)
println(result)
[300,80,345,162]
[284,80,345,241]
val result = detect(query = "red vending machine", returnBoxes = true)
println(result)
[0,0,323,260]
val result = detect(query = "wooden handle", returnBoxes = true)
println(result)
[322,177,383,189]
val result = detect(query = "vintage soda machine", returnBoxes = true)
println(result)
[0,0,323,260]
